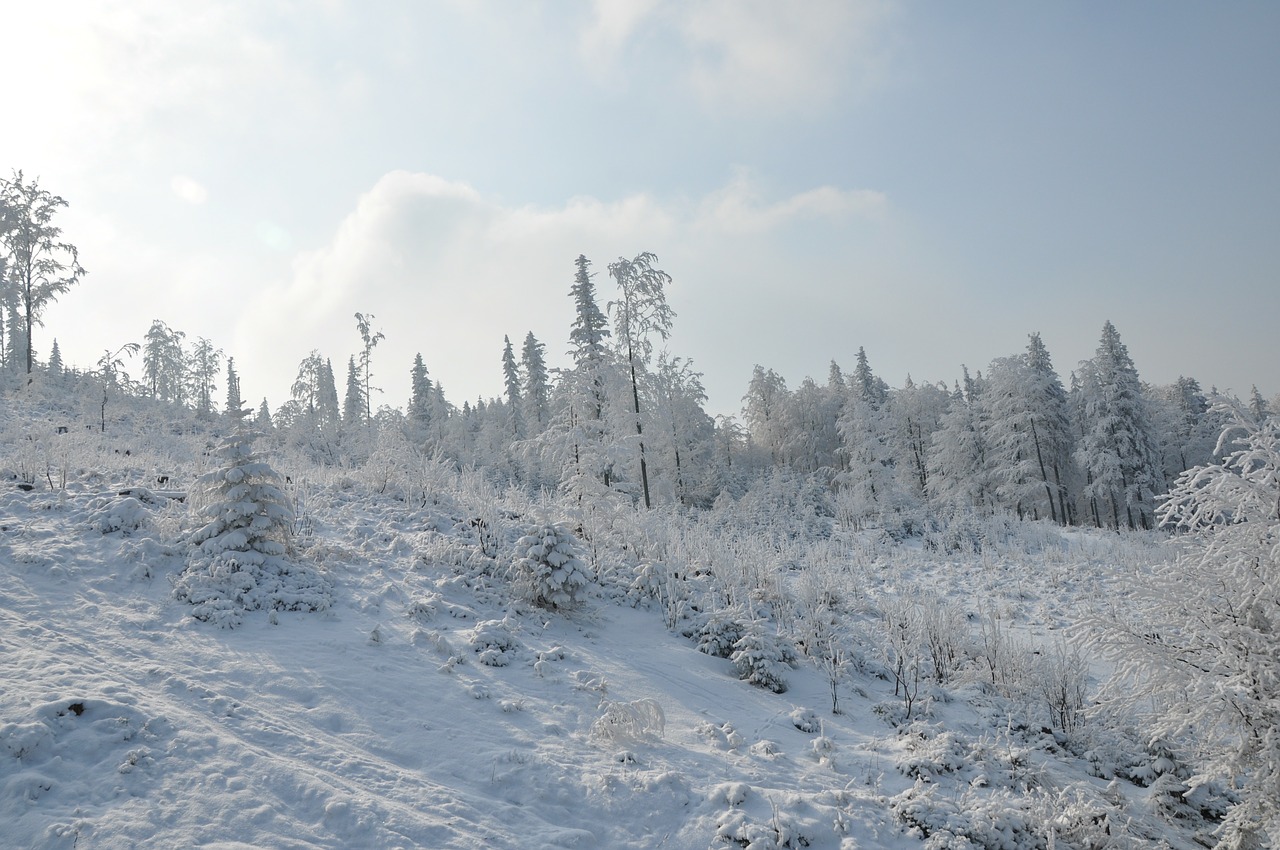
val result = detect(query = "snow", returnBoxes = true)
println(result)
[0,460,1229,849]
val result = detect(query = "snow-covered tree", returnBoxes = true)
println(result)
[142,319,187,404]
[256,397,272,429]
[224,357,242,416]
[927,382,994,513]
[355,311,383,422]
[188,336,221,417]
[983,334,1075,523]
[1088,399,1280,847]
[608,251,674,508]
[46,338,62,375]
[520,331,550,434]
[501,334,524,438]
[174,417,329,628]
[343,355,364,428]
[407,352,433,444]
[512,521,592,611]
[742,365,789,466]
[885,376,948,501]
[1074,321,1162,529]
[0,171,87,375]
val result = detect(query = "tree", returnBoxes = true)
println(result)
[355,312,384,423]
[983,334,1075,523]
[501,335,524,438]
[608,252,674,508]
[256,398,273,429]
[0,171,87,375]
[46,338,62,375]
[188,337,221,417]
[173,416,329,627]
[225,357,242,415]
[96,343,140,433]
[521,331,550,434]
[742,365,789,466]
[927,382,995,512]
[1088,399,1280,848]
[1075,321,1162,529]
[343,355,364,428]
[407,353,434,443]
[143,320,187,404]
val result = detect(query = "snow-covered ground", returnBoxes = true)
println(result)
[0,407,1230,849]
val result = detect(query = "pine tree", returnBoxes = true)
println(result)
[1075,321,1162,529]
[851,346,889,408]
[173,417,329,627]
[46,338,62,375]
[408,353,433,442]
[927,383,994,512]
[501,334,524,438]
[983,335,1075,523]
[343,355,365,427]
[521,331,550,434]
[225,357,242,416]
[256,398,273,429]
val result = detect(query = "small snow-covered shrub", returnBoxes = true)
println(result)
[790,708,820,734]
[172,425,330,628]
[692,609,746,658]
[897,724,968,780]
[86,494,150,535]
[468,619,522,667]
[891,784,1041,850]
[511,521,591,610]
[730,624,792,693]
[590,698,665,743]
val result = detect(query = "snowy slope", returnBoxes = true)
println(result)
[0,474,1221,850]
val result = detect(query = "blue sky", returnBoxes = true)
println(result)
[6,1,1278,416]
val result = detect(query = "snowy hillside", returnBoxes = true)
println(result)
[0,420,1245,849]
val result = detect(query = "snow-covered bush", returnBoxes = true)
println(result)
[511,521,591,610]
[691,609,746,658]
[85,493,151,535]
[730,623,793,693]
[172,424,330,627]
[468,619,522,666]
[590,698,665,742]
[1087,400,1280,847]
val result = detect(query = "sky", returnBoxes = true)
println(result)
[4,0,1278,418]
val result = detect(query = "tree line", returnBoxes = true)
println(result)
[4,169,1274,531]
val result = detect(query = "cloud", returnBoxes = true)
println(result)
[579,0,896,108]
[695,169,886,234]
[233,169,883,410]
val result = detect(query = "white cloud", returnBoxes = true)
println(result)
[695,169,886,234]
[579,0,896,108]
[233,169,883,411]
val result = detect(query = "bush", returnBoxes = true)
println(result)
[511,521,592,610]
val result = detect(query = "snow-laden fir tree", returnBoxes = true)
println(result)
[407,352,433,443]
[173,415,330,627]
[983,333,1075,523]
[1087,398,1280,848]
[224,357,241,416]
[1074,321,1162,529]
[926,380,994,513]
[343,355,364,428]
[501,335,524,438]
[520,331,550,434]
[512,521,592,610]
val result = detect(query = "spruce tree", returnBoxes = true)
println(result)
[225,357,242,416]
[343,355,364,427]
[501,335,524,438]
[1075,321,1162,529]
[408,353,433,441]
[521,331,550,434]
[173,416,329,627]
